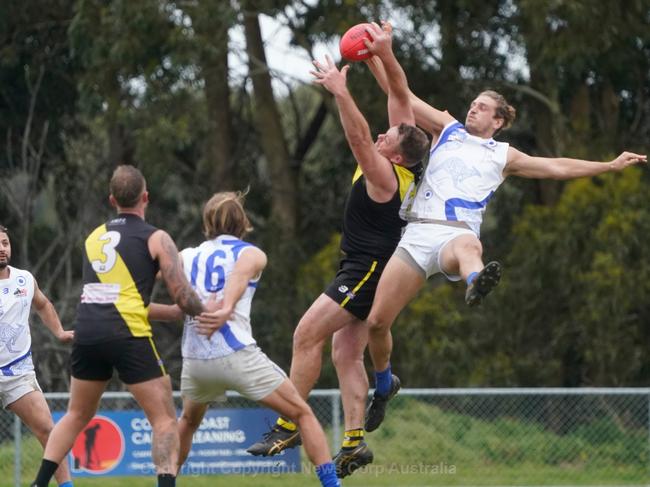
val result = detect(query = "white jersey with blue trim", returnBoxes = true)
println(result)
[180,235,259,359]
[401,120,509,236]
[0,266,35,375]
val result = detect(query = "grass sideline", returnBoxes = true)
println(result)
[3,396,646,485]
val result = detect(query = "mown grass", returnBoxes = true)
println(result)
[3,396,647,486]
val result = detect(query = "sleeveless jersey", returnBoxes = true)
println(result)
[0,267,35,375]
[341,163,419,259]
[180,235,259,359]
[74,214,159,344]
[401,120,509,236]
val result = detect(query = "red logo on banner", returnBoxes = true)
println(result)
[70,415,125,474]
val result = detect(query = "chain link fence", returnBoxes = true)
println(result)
[1,388,649,486]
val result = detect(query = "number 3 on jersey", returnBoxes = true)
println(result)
[91,231,121,274]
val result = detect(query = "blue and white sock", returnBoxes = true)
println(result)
[466,271,479,285]
[375,365,393,397]
[316,462,341,487]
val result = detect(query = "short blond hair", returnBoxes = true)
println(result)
[202,191,253,240]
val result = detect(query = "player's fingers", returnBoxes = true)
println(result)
[381,20,393,33]
[325,54,335,68]
[341,65,350,78]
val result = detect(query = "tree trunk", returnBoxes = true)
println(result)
[242,3,297,240]
[190,0,234,189]
[240,2,300,367]
[516,2,564,206]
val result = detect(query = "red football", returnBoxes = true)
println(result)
[339,23,373,62]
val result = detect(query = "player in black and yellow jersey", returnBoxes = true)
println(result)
[248,30,429,478]
[32,165,207,487]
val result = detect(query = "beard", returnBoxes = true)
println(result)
[0,257,9,269]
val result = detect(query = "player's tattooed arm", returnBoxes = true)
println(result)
[150,230,204,317]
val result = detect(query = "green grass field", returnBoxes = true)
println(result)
[4,397,647,486]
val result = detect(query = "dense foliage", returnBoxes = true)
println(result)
[1,0,648,391]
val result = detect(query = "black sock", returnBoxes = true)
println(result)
[158,473,176,487]
[32,459,59,487]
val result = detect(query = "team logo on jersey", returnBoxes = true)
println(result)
[338,285,349,293]
[437,128,468,153]
[424,190,433,199]
[442,157,480,187]
[16,276,26,286]
[2,288,8,295]
[448,128,467,142]
[13,288,27,298]
[483,139,497,150]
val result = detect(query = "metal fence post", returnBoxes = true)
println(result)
[331,390,341,455]
[14,414,21,487]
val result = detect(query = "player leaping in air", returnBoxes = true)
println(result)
[360,21,647,433]
[247,23,429,479]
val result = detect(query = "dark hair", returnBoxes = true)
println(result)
[0,224,7,235]
[397,123,430,166]
[110,165,146,208]
[480,90,516,131]
[202,191,253,240]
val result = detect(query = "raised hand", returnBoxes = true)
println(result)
[311,55,350,96]
[364,21,393,59]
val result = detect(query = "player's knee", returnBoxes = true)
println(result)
[150,414,177,434]
[180,411,202,430]
[459,237,482,257]
[31,422,54,444]
[367,314,389,335]
[68,408,96,426]
[331,343,360,369]
[292,322,320,354]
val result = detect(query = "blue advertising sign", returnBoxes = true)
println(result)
[52,408,300,477]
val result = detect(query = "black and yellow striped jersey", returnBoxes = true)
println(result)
[340,163,420,260]
[74,214,159,344]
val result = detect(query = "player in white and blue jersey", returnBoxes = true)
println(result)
[149,192,341,487]
[0,225,75,487]
[361,23,646,431]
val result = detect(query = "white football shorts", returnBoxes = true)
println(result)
[396,221,476,281]
[181,345,287,403]
[0,371,42,409]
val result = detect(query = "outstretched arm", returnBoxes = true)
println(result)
[364,22,413,126]
[32,281,74,342]
[312,55,397,201]
[195,247,267,336]
[364,34,454,136]
[148,230,204,317]
[505,148,647,179]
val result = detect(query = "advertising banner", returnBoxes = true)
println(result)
[53,408,300,477]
